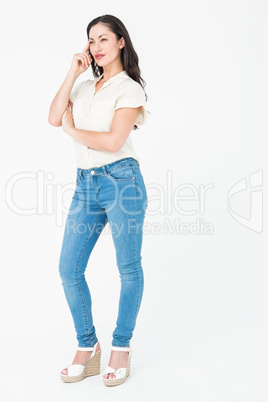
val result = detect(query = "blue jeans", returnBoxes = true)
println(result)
[58,157,148,347]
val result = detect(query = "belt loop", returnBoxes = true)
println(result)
[81,170,84,180]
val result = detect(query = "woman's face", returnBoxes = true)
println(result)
[88,23,123,67]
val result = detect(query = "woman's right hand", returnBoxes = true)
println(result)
[69,41,93,76]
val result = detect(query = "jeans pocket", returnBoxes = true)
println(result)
[106,164,135,181]
[76,174,82,185]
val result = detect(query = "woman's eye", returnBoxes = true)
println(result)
[89,39,106,45]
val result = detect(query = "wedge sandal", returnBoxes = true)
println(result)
[60,341,101,383]
[102,346,132,387]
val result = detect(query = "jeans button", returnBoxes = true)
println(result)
[91,170,95,175]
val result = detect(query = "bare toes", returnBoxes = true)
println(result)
[103,372,117,379]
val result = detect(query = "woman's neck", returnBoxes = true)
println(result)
[101,65,124,81]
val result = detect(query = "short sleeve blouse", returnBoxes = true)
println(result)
[68,70,148,169]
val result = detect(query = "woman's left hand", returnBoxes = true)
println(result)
[62,100,75,134]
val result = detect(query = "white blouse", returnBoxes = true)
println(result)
[69,70,147,169]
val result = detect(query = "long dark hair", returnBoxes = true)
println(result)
[86,15,148,130]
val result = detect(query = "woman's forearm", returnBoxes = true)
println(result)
[68,127,116,152]
[48,70,80,127]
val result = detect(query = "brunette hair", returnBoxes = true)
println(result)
[86,14,148,130]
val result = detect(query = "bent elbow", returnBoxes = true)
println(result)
[109,140,121,153]
[48,115,62,127]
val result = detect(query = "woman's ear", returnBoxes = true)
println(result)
[119,37,125,49]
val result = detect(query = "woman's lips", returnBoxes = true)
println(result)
[96,55,105,60]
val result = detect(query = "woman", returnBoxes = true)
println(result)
[48,14,148,387]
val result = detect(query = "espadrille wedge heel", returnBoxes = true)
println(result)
[60,341,101,383]
[102,346,132,387]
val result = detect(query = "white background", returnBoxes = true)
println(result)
[1,1,267,401]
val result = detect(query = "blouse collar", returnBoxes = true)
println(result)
[95,70,128,83]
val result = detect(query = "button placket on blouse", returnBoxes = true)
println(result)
[86,80,112,116]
